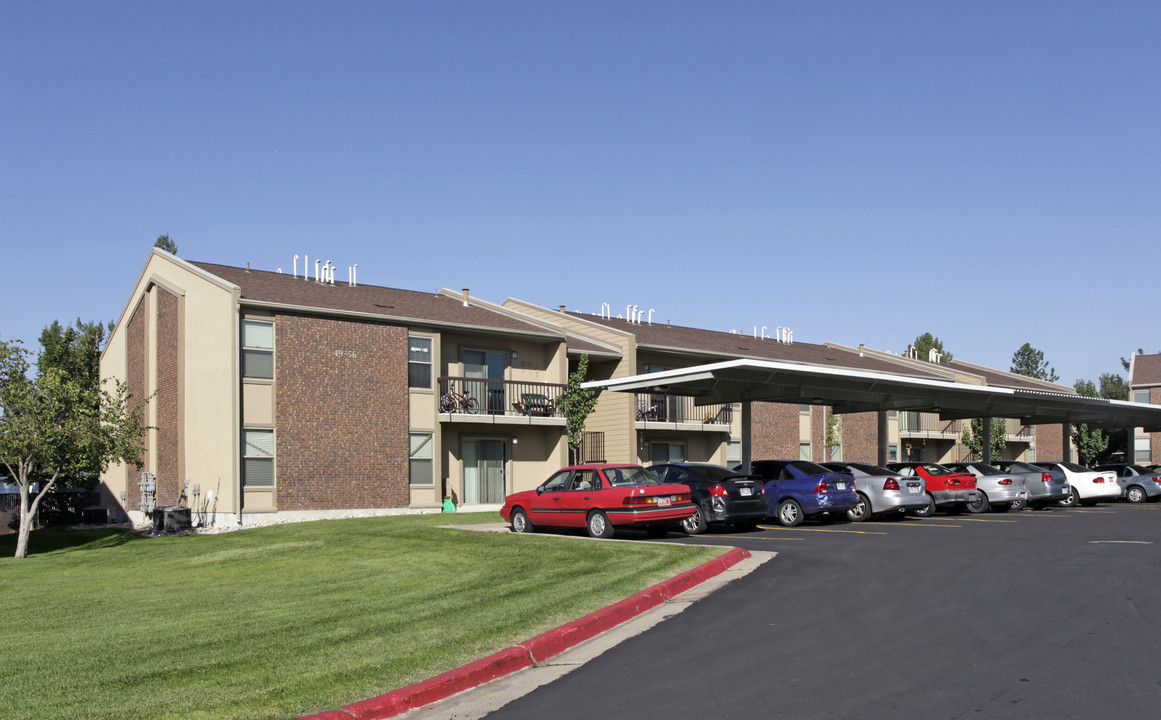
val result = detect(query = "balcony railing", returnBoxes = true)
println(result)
[899,411,961,437]
[635,394,733,426]
[438,377,567,418]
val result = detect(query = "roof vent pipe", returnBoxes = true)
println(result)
[293,254,299,278]
[304,254,309,280]
[353,264,357,287]
[601,302,610,319]
[315,259,321,282]
[626,305,632,323]
[647,308,654,325]
[462,288,470,307]
[761,326,768,340]
[559,305,566,313]
[633,305,641,324]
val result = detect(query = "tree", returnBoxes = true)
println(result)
[1071,379,1109,464]
[962,417,1007,461]
[823,411,842,461]
[1098,372,1128,401]
[556,354,598,464]
[154,234,177,254]
[909,332,952,363]
[1010,343,1058,382]
[0,337,148,558]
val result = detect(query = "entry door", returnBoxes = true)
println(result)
[463,350,508,414]
[463,439,507,504]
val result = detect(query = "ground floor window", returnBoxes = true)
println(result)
[726,440,741,465]
[410,433,434,486]
[463,438,507,504]
[799,442,811,461]
[888,444,899,462]
[242,429,275,487]
[1134,436,1151,464]
[650,441,685,464]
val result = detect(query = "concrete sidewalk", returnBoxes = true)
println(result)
[297,542,774,720]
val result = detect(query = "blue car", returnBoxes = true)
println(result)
[738,460,860,526]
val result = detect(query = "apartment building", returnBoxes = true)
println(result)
[99,251,1067,524]
[1128,352,1161,464]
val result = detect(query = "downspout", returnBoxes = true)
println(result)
[235,300,243,525]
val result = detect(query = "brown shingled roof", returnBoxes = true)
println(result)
[191,262,560,337]
[1131,353,1161,387]
[946,360,1076,393]
[572,315,948,379]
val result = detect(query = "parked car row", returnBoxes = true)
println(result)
[500,459,1159,538]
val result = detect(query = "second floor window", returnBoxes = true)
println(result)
[409,336,432,388]
[242,320,274,379]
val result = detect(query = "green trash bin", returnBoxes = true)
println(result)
[442,497,456,513]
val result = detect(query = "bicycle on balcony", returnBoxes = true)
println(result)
[440,386,479,414]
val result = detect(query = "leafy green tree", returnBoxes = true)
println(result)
[557,354,598,464]
[0,337,148,558]
[1010,343,1058,382]
[910,332,952,363]
[1098,372,1128,401]
[1071,379,1109,464]
[154,234,177,254]
[962,417,1007,461]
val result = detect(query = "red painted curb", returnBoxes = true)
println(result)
[297,545,751,720]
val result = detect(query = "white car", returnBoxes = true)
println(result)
[1033,462,1119,507]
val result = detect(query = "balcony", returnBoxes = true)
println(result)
[635,394,733,430]
[899,412,961,439]
[437,377,567,426]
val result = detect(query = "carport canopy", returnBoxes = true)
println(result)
[583,359,1161,467]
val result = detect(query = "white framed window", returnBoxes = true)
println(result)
[799,404,811,414]
[242,320,274,380]
[242,429,275,487]
[1134,437,1151,464]
[410,433,434,486]
[409,336,433,389]
[650,441,686,464]
[1133,390,1150,404]
[726,440,742,465]
[799,442,812,461]
[829,443,842,461]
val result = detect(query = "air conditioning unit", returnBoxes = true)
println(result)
[152,506,191,533]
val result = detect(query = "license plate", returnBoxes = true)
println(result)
[740,487,752,496]
[657,496,671,507]
[836,482,846,490]
[909,485,921,493]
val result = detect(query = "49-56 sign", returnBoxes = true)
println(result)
[333,349,358,359]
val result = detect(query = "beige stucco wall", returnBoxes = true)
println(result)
[99,250,240,521]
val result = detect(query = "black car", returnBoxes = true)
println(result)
[650,463,768,534]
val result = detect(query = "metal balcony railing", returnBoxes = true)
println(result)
[438,377,567,417]
[634,394,733,426]
[899,411,961,437]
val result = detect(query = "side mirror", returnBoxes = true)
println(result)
[535,485,545,495]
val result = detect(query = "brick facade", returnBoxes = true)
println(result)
[155,288,181,507]
[125,300,146,511]
[1036,424,1067,460]
[1153,388,1161,462]
[839,411,879,463]
[274,313,409,511]
[751,402,801,459]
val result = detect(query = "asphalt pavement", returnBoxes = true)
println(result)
[419,503,1161,720]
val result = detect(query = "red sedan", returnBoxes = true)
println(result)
[501,464,694,539]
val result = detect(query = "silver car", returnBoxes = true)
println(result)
[946,462,1029,513]
[822,462,929,521]
[1092,463,1161,503]
[991,460,1071,508]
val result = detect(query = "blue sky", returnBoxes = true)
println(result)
[3,1,1158,386]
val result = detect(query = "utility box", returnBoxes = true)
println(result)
[152,506,191,533]
[81,506,110,525]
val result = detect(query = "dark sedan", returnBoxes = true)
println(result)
[651,463,768,534]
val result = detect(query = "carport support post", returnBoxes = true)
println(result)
[1063,423,1072,463]
[877,410,889,466]
[982,418,993,465]
[741,401,752,474]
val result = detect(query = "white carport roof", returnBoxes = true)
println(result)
[583,359,1161,432]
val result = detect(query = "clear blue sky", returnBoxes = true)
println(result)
[3,1,1157,386]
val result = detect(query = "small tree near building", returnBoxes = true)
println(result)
[154,234,178,254]
[1071,379,1109,464]
[1010,343,1058,382]
[557,354,598,465]
[962,417,1007,461]
[0,337,148,558]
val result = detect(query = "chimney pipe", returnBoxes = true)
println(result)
[559,305,566,313]
[462,288,470,307]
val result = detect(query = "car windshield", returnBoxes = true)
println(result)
[791,461,832,475]
[972,464,1003,474]
[846,463,895,476]
[603,466,662,486]
[919,463,955,476]
[1000,462,1039,473]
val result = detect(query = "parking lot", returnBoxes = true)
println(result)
[483,502,1161,719]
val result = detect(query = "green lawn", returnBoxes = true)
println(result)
[0,513,722,720]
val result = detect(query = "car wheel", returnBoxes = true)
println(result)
[913,493,937,518]
[846,493,871,522]
[679,505,708,535]
[776,499,804,527]
[586,510,614,539]
[1008,497,1026,512]
[510,508,534,534]
[966,492,990,514]
[1059,487,1079,507]
[1126,485,1146,503]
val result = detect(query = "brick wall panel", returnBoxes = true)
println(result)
[155,288,181,506]
[840,412,879,463]
[751,402,800,459]
[126,301,146,511]
[275,313,409,510]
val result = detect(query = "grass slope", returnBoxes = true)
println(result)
[0,513,720,720]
